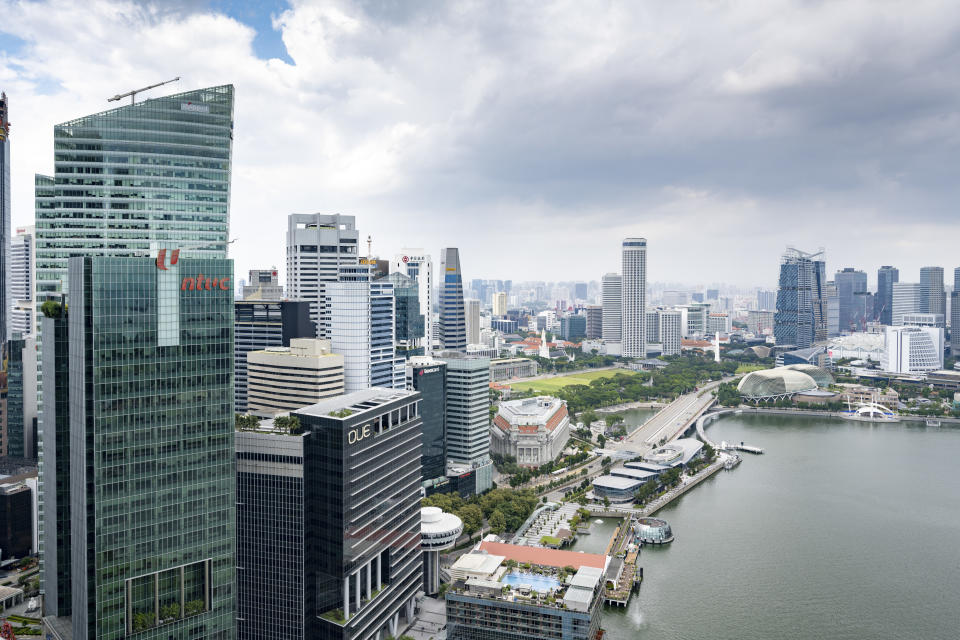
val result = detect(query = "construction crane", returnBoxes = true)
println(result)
[108,77,180,105]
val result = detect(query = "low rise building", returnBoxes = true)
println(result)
[490,396,571,467]
[490,357,538,382]
[643,438,704,469]
[246,338,345,412]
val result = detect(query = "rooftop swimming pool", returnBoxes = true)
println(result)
[501,571,561,593]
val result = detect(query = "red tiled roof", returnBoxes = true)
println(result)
[493,415,512,432]
[544,404,568,432]
[478,541,607,570]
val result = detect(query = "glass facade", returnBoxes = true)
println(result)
[35,85,234,299]
[5,336,25,458]
[68,256,234,640]
[446,592,601,640]
[876,266,899,325]
[408,360,447,485]
[295,389,423,640]
[377,272,424,358]
[439,248,467,350]
[774,249,826,348]
[1,92,10,341]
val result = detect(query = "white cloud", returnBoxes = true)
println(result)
[2,0,960,287]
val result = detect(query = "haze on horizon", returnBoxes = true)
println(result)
[1,0,958,287]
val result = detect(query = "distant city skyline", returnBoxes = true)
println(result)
[4,2,960,283]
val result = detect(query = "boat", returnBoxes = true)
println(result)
[926,419,941,427]
[841,400,899,423]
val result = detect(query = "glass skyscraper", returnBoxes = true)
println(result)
[774,248,827,348]
[1,92,10,341]
[920,266,946,318]
[876,265,899,325]
[439,248,467,350]
[834,267,867,333]
[35,85,234,299]
[61,256,235,640]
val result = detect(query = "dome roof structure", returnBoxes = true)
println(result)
[782,364,834,387]
[737,368,819,400]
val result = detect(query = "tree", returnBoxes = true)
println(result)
[489,510,507,535]
[581,410,598,427]
[603,497,611,508]
[459,504,484,541]
[597,434,606,448]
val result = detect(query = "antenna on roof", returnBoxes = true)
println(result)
[108,77,181,105]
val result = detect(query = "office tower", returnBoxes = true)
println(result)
[39,303,71,617]
[774,247,826,348]
[407,356,448,492]
[952,268,960,355]
[882,326,943,373]
[298,390,423,639]
[242,267,282,300]
[5,334,37,459]
[691,292,704,303]
[851,291,874,331]
[825,281,839,337]
[560,315,586,340]
[683,303,710,337]
[328,272,405,392]
[392,249,433,351]
[756,289,776,311]
[34,86,234,301]
[876,266,899,324]
[438,353,493,495]
[706,288,720,300]
[286,214,360,338]
[439,248,468,350]
[621,238,647,358]
[834,268,867,333]
[892,282,922,325]
[63,255,234,640]
[574,282,588,301]
[465,299,481,345]
[601,273,622,343]
[246,339,345,413]
[492,291,508,317]
[584,305,603,339]
[920,266,946,317]
[0,481,32,559]
[234,299,314,412]
[11,226,35,337]
[378,272,425,359]
[707,312,732,335]
[0,93,9,341]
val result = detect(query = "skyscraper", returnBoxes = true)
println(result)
[952,268,960,356]
[377,272,425,359]
[237,389,424,640]
[242,267,282,300]
[774,247,826,348]
[286,214,360,338]
[407,356,448,492]
[34,85,234,301]
[601,273,622,343]
[392,250,434,351]
[658,310,682,356]
[0,92,10,341]
[65,255,235,640]
[756,289,776,311]
[465,299,481,345]
[585,305,603,339]
[920,266,946,318]
[439,248,467,350]
[328,269,405,392]
[492,291,508,317]
[246,339,345,412]
[834,268,867,333]
[876,266,899,325]
[4,334,37,459]
[621,238,647,358]
[11,226,35,337]
[892,282,922,326]
[438,352,493,495]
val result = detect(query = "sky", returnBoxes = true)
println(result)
[1,0,959,289]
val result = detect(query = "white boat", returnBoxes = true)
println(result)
[926,419,941,427]
[841,400,899,422]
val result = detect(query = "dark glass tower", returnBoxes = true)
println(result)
[378,272,425,359]
[439,248,467,350]
[774,248,826,348]
[67,255,235,640]
[0,92,10,341]
[835,268,867,333]
[920,266,946,318]
[5,335,26,458]
[876,266,899,325]
[407,357,447,490]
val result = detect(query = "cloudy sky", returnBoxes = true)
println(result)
[1,0,958,288]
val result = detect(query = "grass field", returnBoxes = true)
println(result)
[510,369,629,393]
[735,364,768,374]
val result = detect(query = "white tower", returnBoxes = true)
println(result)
[622,238,647,358]
[714,331,721,363]
[420,507,463,595]
[539,328,550,358]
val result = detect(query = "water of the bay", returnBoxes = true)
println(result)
[600,413,960,640]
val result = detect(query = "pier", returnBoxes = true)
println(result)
[726,441,763,454]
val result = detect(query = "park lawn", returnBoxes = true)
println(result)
[510,369,631,393]
[735,364,768,374]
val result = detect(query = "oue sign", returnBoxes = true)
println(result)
[156,249,231,292]
[347,425,371,445]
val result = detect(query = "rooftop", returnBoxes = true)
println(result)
[592,475,644,491]
[296,387,417,419]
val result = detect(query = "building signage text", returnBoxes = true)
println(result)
[348,425,371,444]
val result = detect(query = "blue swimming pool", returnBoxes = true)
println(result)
[501,571,561,593]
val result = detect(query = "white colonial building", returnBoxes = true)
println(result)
[490,396,571,467]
